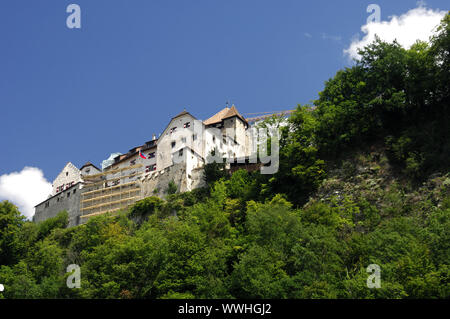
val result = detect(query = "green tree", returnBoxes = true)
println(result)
[166,180,178,195]
[0,201,26,266]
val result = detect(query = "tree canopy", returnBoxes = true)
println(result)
[0,13,449,300]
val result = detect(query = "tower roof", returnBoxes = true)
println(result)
[204,105,248,126]
[203,107,230,125]
[80,162,101,171]
[223,105,247,123]
[172,109,196,120]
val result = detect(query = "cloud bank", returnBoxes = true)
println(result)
[0,167,52,219]
[344,6,447,60]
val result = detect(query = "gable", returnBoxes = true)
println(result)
[52,162,81,194]
[159,112,197,142]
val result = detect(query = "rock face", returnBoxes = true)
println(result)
[308,148,450,215]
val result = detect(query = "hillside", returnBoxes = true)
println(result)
[0,13,449,299]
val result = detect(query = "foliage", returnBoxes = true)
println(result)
[166,180,178,195]
[128,196,164,219]
[0,14,449,299]
[0,201,26,266]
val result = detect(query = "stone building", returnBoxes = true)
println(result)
[33,162,101,227]
[34,105,253,227]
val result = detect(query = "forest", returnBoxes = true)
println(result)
[0,14,448,299]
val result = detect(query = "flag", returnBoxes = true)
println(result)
[139,150,146,159]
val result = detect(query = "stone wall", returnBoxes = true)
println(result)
[140,162,185,198]
[34,183,82,227]
[34,163,207,228]
[140,161,205,198]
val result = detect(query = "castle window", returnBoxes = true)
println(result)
[45,202,50,208]
[212,136,216,142]
[148,152,155,158]
[183,122,190,128]
[179,149,183,156]
[67,192,70,198]
[171,141,176,148]
[170,127,177,133]
[192,134,197,141]
[66,172,68,176]
[73,189,76,194]
[181,137,187,143]
[130,159,136,166]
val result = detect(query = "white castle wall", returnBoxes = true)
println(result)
[52,162,82,195]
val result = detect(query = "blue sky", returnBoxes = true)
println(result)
[0,0,448,184]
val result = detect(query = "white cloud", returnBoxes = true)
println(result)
[0,167,52,219]
[344,6,447,60]
[322,33,342,42]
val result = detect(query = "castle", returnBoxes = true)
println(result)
[33,105,258,227]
